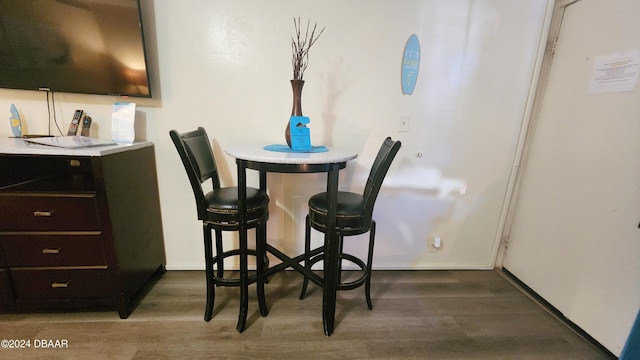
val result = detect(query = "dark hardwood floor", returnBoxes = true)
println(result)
[0,270,613,359]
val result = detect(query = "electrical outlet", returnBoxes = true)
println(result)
[398,114,410,132]
[427,236,443,252]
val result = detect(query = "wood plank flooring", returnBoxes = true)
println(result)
[0,270,613,359]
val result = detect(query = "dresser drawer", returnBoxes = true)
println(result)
[1,233,106,267]
[0,194,100,231]
[0,243,6,267]
[11,268,111,300]
[0,269,14,311]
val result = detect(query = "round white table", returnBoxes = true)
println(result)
[225,144,358,336]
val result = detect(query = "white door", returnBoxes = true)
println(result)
[502,0,640,356]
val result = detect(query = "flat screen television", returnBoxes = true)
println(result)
[0,0,152,97]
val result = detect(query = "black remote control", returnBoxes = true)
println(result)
[67,110,84,136]
[80,116,92,137]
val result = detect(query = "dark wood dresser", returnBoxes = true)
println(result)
[0,138,166,318]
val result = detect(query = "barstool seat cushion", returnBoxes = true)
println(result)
[308,191,367,232]
[204,187,269,226]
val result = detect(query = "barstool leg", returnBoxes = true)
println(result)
[203,224,215,321]
[299,215,312,299]
[365,221,376,310]
[236,226,249,333]
[215,230,224,279]
[338,234,344,285]
[257,220,269,317]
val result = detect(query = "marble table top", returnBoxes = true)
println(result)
[225,144,358,165]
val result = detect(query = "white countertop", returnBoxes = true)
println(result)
[225,144,358,164]
[0,137,153,156]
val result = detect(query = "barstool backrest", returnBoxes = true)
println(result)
[362,137,402,223]
[170,127,221,220]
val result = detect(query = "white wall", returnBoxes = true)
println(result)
[0,0,551,270]
[503,0,640,356]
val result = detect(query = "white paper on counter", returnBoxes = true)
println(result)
[111,102,136,143]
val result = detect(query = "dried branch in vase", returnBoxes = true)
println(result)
[291,18,325,81]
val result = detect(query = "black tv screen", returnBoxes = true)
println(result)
[0,0,151,97]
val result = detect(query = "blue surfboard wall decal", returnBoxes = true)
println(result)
[401,34,420,95]
[9,103,22,137]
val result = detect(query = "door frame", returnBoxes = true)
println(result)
[494,0,581,267]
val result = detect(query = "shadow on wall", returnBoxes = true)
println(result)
[319,57,359,147]
[383,160,467,198]
[368,160,467,267]
[211,138,237,189]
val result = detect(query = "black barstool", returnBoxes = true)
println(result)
[300,137,401,310]
[170,127,269,332]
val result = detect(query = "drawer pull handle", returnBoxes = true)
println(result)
[51,282,70,289]
[42,248,62,254]
[69,159,81,167]
[33,211,53,217]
